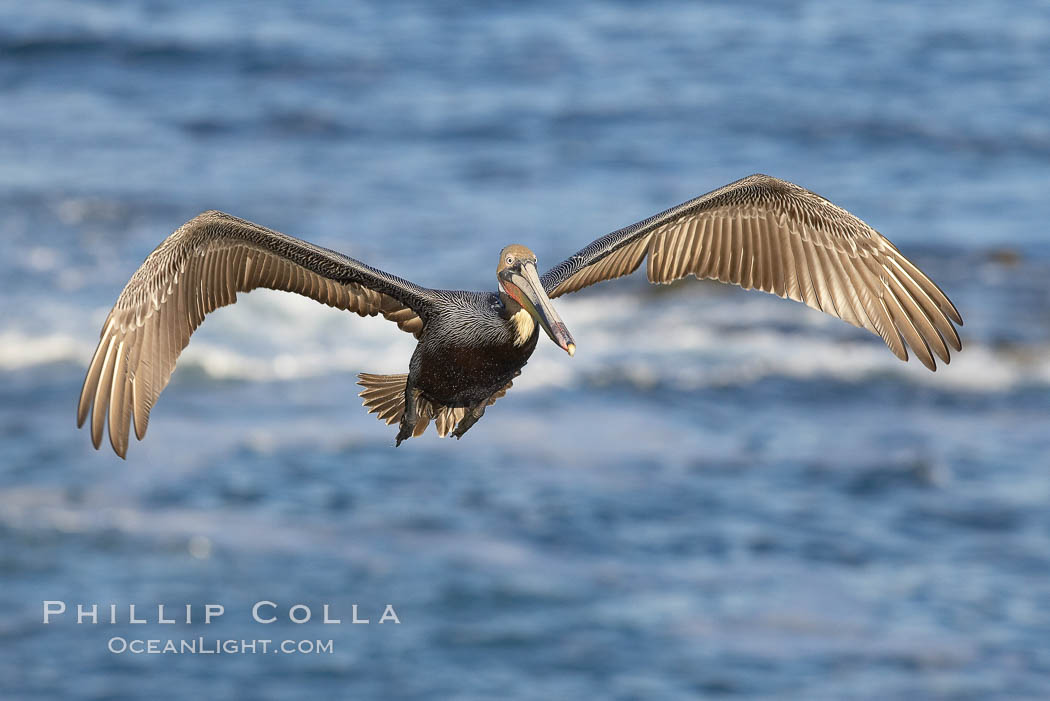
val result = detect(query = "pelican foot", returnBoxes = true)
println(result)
[450,404,486,439]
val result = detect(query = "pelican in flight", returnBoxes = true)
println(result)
[78,174,963,457]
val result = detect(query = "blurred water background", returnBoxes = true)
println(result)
[1,1,1049,699]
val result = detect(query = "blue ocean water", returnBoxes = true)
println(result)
[1,1,1049,698]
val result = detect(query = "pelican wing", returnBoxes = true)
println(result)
[542,174,962,370]
[78,211,433,457]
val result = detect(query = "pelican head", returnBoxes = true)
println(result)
[497,245,575,356]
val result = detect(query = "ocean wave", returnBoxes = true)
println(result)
[2,291,1045,395]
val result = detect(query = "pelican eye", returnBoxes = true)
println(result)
[506,256,513,265]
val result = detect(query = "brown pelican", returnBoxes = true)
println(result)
[78,174,963,457]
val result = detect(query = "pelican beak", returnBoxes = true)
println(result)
[500,261,575,356]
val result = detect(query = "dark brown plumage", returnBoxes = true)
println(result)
[79,174,962,457]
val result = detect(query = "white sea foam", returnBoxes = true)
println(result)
[0,329,85,371]
[3,289,1045,394]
